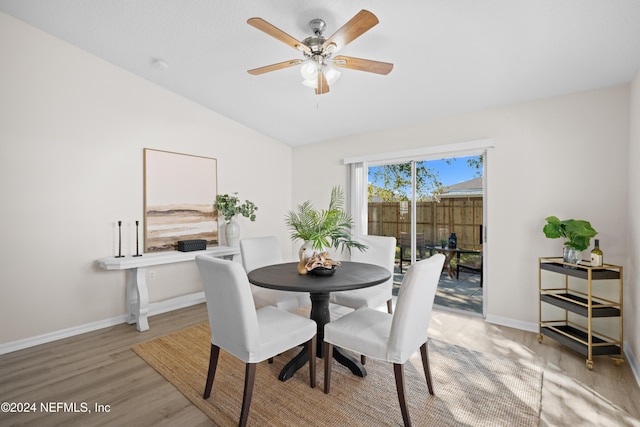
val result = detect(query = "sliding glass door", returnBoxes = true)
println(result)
[367,155,484,314]
[367,160,425,290]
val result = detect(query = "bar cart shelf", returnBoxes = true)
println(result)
[538,257,624,370]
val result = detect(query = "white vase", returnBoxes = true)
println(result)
[225,218,240,247]
[299,240,325,260]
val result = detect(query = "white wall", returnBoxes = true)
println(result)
[292,85,630,333]
[1,8,637,378]
[627,69,640,376]
[0,12,293,346]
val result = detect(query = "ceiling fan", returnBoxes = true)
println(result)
[247,9,393,95]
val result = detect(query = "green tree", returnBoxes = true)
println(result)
[466,155,483,176]
[368,184,396,201]
[368,162,443,202]
[368,156,483,202]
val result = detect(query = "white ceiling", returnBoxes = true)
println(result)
[2,0,640,146]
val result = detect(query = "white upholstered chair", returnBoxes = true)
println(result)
[195,255,317,427]
[329,235,397,314]
[240,236,310,310]
[323,254,445,427]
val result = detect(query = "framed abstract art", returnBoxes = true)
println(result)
[143,148,218,252]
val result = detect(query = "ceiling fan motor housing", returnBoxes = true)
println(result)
[302,35,327,55]
[309,18,326,36]
[303,18,335,59]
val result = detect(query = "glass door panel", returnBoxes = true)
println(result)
[367,155,484,314]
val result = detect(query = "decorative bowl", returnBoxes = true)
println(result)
[308,266,337,277]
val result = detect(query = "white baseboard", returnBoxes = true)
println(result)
[0,292,205,355]
[0,314,128,355]
[148,291,205,316]
[485,314,538,333]
[624,341,640,388]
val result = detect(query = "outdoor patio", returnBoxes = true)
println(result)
[392,264,483,315]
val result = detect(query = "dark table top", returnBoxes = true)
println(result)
[247,261,391,293]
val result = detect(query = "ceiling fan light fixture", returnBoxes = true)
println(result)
[300,62,318,81]
[302,78,317,89]
[301,65,340,90]
[324,65,341,85]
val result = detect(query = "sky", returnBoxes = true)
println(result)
[369,155,482,189]
[424,156,482,186]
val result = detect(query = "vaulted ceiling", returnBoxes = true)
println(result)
[2,0,640,146]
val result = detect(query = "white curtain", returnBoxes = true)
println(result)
[348,161,367,237]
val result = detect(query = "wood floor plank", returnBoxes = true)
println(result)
[1,303,638,426]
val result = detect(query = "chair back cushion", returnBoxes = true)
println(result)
[387,254,445,363]
[350,235,396,292]
[240,236,283,273]
[195,255,260,361]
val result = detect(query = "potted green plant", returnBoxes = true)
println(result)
[285,186,366,272]
[214,193,258,246]
[543,216,598,264]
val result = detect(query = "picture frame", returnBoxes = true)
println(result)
[143,148,218,252]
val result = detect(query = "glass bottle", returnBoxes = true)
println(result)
[590,239,603,267]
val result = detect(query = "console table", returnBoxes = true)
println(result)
[98,246,239,331]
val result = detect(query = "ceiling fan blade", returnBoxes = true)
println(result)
[247,18,311,55]
[333,55,393,75]
[315,72,329,95]
[247,59,303,75]
[322,10,379,53]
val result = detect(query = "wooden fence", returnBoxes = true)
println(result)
[367,197,483,250]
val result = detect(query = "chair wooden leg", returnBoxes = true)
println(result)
[420,342,434,395]
[308,335,317,388]
[393,363,411,427]
[323,342,333,394]
[361,355,366,365]
[203,344,220,399]
[239,363,256,427]
[268,352,285,363]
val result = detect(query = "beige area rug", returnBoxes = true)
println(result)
[132,323,542,426]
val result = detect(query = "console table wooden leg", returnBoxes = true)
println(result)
[126,267,149,332]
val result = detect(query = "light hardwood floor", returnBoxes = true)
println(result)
[1,303,639,426]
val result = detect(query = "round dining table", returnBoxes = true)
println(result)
[248,261,391,382]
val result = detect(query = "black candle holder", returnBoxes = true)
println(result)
[115,220,125,258]
[133,220,142,257]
